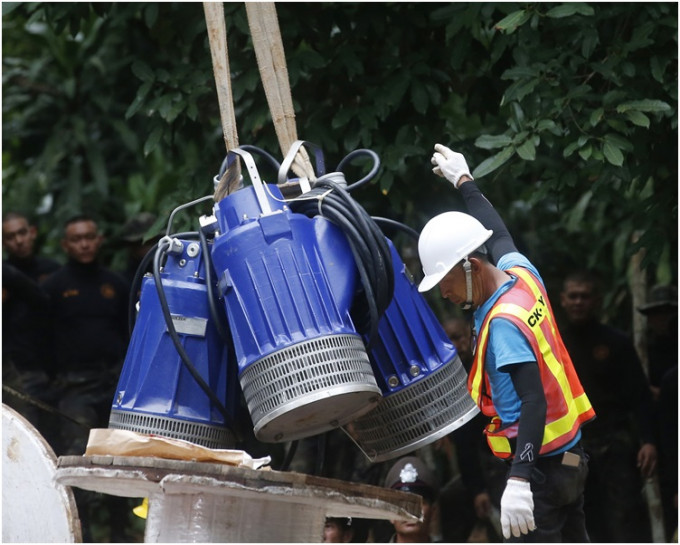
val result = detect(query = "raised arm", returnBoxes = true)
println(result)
[431,144,517,264]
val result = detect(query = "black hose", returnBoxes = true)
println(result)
[152,238,241,442]
[314,433,328,476]
[219,145,282,179]
[289,179,393,345]
[128,231,200,336]
[239,144,282,173]
[198,227,232,346]
[371,216,421,242]
[337,148,381,192]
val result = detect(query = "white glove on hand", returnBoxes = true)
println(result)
[500,479,536,539]
[431,143,474,188]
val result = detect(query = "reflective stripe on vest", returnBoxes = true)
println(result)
[467,266,595,459]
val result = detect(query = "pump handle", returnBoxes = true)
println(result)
[227,148,273,215]
[277,140,326,187]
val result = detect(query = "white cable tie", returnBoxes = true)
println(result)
[317,188,334,217]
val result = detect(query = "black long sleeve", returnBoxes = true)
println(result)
[506,361,547,480]
[458,181,517,264]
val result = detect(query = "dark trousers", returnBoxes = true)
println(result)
[506,444,590,543]
[581,437,652,542]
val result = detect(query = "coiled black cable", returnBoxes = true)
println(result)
[370,216,420,242]
[337,148,381,192]
[289,179,394,345]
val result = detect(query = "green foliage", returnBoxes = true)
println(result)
[2,2,677,327]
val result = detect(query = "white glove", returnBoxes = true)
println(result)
[500,479,536,539]
[431,143,474,188]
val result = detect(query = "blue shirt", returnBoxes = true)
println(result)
[472,252,580,454]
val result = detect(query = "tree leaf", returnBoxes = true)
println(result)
[125,81,153,119]
[578,144,592,161]
[616,99,671,113]
[604,133,633,152]
[625,110,650,128]
[565,190,593,233]
[589,108,604,127]
[410,81,429,114]
[546,3,594,18]
[475,134,513,150]
[472,146,515,178]
[131,60,155,82]
[143,126,163,157]
[516,139,536,161]
[602,141,624,166]
[495,10,531,33]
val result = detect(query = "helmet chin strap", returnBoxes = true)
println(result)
[461,257,473,310]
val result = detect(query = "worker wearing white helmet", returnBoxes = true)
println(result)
[419,144,596,543]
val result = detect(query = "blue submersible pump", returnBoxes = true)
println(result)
[287,146,479,463]
[108,139,478,462]
[209,146,384,443]
[109,200,240,449]
[344,239,479,462]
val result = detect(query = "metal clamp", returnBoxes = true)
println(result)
[277,140,326,189]
[227,148,273,215]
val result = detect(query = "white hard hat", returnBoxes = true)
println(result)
[417,211,493,293]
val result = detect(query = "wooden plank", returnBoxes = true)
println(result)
[56,455,422,522]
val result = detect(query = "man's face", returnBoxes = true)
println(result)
[560,280,597,324]
[391,498,434,541]
[322,520,351,543]
[61,220,102,264]
[2,217,36,259]
[438,260,477,309]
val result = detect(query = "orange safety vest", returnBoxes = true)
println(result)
[467,266,595,459]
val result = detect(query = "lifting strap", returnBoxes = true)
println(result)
[203,2,241,201]
[203,2,316,202]
[245,2,315,181]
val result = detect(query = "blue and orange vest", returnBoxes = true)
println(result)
[467,266,595,459]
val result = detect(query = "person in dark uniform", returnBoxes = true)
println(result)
[637,284,678,541]
[2,211,61,441]
[382,455,441,543]
[559,269,657,543]
[41,214,133,542]
[41,214,130,455]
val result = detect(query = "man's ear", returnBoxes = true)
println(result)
[469,256,483,271]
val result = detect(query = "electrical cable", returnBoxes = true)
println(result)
[218,145,282,180]
[370,216,420,242]
[337,148,381,192]
[239,144,282,173]
[128,231,200,336]
[152,237,241,442]
[198,227,232,346]
[289,178,393,345]
[165,195,213,237]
